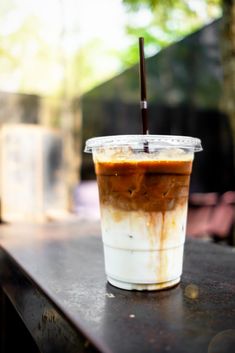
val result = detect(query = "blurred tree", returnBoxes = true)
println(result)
[221,0,235,173]
[220,0,235,248]
[0,4,63,95]
[121,0,221,65]
[0,0,124,97]
[122,0,235,160]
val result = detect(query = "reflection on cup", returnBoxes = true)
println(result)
[85,135,202,291]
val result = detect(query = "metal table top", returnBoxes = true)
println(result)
[0,222,235,353]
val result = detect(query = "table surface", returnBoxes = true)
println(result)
[0,221,235,353]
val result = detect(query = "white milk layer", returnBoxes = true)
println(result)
[100,202,188,289]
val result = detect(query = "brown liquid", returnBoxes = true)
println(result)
[95,160,192,212]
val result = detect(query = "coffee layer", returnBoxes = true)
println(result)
[95,160,192,212]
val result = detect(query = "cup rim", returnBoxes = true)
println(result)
[84,134,202,153]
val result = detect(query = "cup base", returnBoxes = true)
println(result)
[107,276,180,291]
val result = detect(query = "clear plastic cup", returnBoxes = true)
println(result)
[85,135,202,291]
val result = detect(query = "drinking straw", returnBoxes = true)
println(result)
[139,37,149,151]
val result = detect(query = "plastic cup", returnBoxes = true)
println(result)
[85,135,202,291]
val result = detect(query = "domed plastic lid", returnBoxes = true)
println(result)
[84,135,202,153]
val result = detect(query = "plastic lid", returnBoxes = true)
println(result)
[84,135,202,153]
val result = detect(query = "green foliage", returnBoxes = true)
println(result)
[123,0,174,10]
[0,0,222,97]
[123,0,221,9]
[0,0,124,97]
[121,0,222,66]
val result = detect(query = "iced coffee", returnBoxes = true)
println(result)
[85,135,202,290]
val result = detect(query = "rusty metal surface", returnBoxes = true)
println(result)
[0,223,235,353]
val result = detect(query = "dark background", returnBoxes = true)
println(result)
[81,18,234,193]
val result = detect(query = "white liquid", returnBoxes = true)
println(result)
[100,202,188,290]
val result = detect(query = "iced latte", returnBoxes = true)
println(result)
[85,135,202,290]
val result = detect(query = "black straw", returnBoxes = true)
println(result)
[139,37,149,152]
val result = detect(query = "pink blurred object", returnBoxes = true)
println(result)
[187,192,235,239]
[187,206,213,237]
[208,203,234,237]
[189,192,218,206]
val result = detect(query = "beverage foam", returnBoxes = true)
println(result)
[93,147,194,162]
